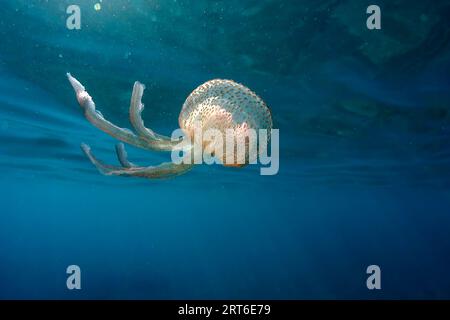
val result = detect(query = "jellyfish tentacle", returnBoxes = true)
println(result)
[67,73,153,150]
[81,143,193,179]
[129,81,180,151]
[115,143,135,168]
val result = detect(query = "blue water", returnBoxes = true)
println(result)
[1,0,450,299]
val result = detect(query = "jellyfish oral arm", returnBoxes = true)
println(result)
[81,143,193,179]
[128,81,180,151]
[67,73,193,179]
[67,73,153,150]
[67,73,180,152]
[115,142,135,168]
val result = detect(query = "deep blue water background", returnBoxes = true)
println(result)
[1,0,450,299]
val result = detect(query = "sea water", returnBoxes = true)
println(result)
[0,0,450,299]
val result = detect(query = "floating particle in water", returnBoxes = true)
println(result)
[94,3,101,11]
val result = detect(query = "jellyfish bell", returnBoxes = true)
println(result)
[178,79,273,167]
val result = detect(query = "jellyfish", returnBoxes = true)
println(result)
[67,73,272,179]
